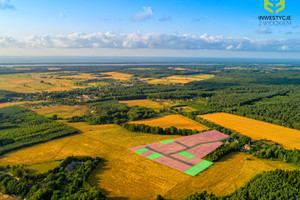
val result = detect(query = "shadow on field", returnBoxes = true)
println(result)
[91,159,130,200]
[213,152,237,163]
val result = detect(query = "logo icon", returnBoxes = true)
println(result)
[264,0,285,13]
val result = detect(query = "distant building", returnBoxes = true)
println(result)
[64,161,76,173]
[244,144,251,152]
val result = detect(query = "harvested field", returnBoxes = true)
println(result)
[0,102,27,108]
[145,74,214,84]
[0,73,92,93]
[0,101,44,108]
[101,72,133,80]
[163,152,294,199]
[199,113,300,149]
[31,105,90,119]
[0,122,295,199]
[119,99,163,110]
[130,114,208,130]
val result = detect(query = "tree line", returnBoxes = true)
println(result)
[0,156,106,200]
[0,106,78,155]
[122,123,201,136]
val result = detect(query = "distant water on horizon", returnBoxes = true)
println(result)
[0,56,299,66]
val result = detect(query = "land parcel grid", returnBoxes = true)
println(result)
[128,130,230,176]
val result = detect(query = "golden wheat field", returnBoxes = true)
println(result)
[199,113,300,149]
[119,99,163,110]
[0,122,294,199]
[31,105,91,119]
[0,73,89,93]
[0,102,27,108]
[145,74,214,84]
[130,114,208,130]
[0,101,45,109]
[101,72,133,80]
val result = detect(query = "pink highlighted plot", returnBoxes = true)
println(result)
[147,142,186,154]
[128,130,230,175]
[173,130,230,147]
[186,142,223,158]
[154,156,191,172]
[170,153,204,165]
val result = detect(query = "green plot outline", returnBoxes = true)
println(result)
[178,151,196,159]
[134,147,149,155]
[146,152,163,160]
[184,160,214,176]
[159,139,175,144]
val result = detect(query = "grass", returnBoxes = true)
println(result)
[135,148,150,154]
[130,114,209,130]
[144,74,214,84]
[31,105,90,119]
[119,99,163,111]
[146,152,163,160]
[184,160,214,176]
[199,113,300,149]
[178,151,196,159]
[26,160,62,174]
[101,72,133,80]
[0,123,295,199]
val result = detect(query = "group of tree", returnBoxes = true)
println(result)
[0,156,106,200]
[0,106,78,155]
[68,101,156,125]
[122,123,200,136]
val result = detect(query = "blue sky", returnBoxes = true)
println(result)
[0,0,300,58]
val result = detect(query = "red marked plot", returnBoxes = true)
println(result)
[127,145,147,152]
[154,156,191,172]
[140,150,155,157]
[186,142,223,158]
[174,130,230,147]
[170,154,204,165]
[147,142,186,154]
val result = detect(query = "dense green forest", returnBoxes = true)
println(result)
[181,169,300,200]
[0,156,105,200]
[0,106,78,155]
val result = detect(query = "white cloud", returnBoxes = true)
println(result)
[0,36,20,47]
[131,6,153,21]
[0,0,15,9]
[256,27,272,34]
[0,32,300,52]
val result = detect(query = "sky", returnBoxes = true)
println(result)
[0,0,300,59]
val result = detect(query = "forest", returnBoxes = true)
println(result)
[0,106,78,155]
[0,156,105,200]
[68,101,156,125]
